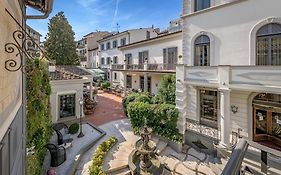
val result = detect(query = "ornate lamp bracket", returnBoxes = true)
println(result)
[4,9,48,72]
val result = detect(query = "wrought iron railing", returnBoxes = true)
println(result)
[111,64,124,70]
[4,9,49,72]
[126,64,144,70]
[186,119,220,140]
[147,64,176,71]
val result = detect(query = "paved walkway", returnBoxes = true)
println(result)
[86,91,126,126]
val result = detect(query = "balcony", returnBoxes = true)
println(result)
[111,63,176,73]
[182,65,281,91]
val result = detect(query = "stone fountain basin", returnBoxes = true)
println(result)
[135,140,156,153]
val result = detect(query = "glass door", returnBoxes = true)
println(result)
[271,112,281,145]
[253,108,268,141]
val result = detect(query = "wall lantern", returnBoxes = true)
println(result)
[231,105,238,114]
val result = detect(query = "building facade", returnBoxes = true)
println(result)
[112,30,182,95]
[77,31,110,68]
[177,0,281,153]
[0,0,53,174]
[98,28,158,81]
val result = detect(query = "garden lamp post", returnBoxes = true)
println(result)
[78,97,84,138]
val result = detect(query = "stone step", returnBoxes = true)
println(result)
[108,160,128,171]
[107,167,131,175]
[156,141,168,155]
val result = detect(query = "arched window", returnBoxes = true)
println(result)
[256,23,281,65]
[194,35,210,66]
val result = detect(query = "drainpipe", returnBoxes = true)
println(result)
[26,0,54,19]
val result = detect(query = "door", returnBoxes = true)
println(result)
[253,106,281,146]
[140,76,151,93]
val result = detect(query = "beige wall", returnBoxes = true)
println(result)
[0,0,23,140]
[50,79,87,123]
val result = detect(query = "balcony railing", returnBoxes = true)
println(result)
[126,64,144,70]
[147,64,176,71]
[111,63,176,72]
[186,119,220,140]
[183,65,281,90]
[111,64,124,70]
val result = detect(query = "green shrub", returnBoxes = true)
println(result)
[122,92,151,116]
[101,81,110,90]
[154,74,176,105]
[69,123,79,134]
[127,102,183,143]
[89,136,117,175]
[26,59,52,174]
[127,102,152,129]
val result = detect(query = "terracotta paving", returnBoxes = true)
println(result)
[86,91,126,126]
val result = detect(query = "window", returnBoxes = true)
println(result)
[101,57,105,65]
[113,56,118,64]
[200,89,218,128]
[101,44,105,51]
[106,42,111,50]
[146,31,150,39]
[114,73,117,80]
[59,94,76,118]
[256,23,281,65]
[125,53,132,64]
[127,75,132,88]
[163,47,178,64]
[121,37,127,46]
[113,40,118,48]
[138,51,149,64]
[107,57,111,65]
[194,35,210,66]
[194,0,210,12]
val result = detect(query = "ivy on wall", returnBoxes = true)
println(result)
[26,59,52,175]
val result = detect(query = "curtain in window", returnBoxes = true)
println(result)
[256,23,281,65]
[194,35,210,66]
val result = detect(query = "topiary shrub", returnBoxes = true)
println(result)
[127,102,152,130]
[153,74,176,105]
[69,123,79,134]
[89,136,117,175]
[122,92,151,117]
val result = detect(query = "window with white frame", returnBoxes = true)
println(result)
[121,37,127,46]
[106,42,111,50]
[194,0,210,12]
[114,72,117,80]
[256,23,281,65]
[138,51,149,64]
[125,53,132,64]
[113,56,118,64]
[59,94,76,118]
[101,43,104,51]
[107,57,111,65]
[199,89,218,128]
[194,35,210,66]
[113,40,118,48]
[101,57,105,65]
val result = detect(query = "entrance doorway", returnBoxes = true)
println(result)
[253,93,281,148]
[140,76,151,93]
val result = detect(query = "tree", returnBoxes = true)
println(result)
[44,11,79,65]
[154,74,176,105]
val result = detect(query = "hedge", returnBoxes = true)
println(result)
[127,102,183,143]
[69,123,79,134]
[89,136,118,175]
[122,92,151,116]
[101,81,110,90]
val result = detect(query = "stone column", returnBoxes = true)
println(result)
[90,82,93,100]
[219,88,231,147]
[123,72,127,96]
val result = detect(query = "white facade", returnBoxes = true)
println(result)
[178,0,281,152]
[113,31,182,95]
[98,28,158,80]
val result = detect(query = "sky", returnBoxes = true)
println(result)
[27,0,182,41]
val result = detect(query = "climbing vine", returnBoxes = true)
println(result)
[26,59,52,175]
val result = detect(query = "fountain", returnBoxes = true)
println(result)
[130,119,166,175]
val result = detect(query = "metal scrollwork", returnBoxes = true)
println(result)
[4,9,48,72]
